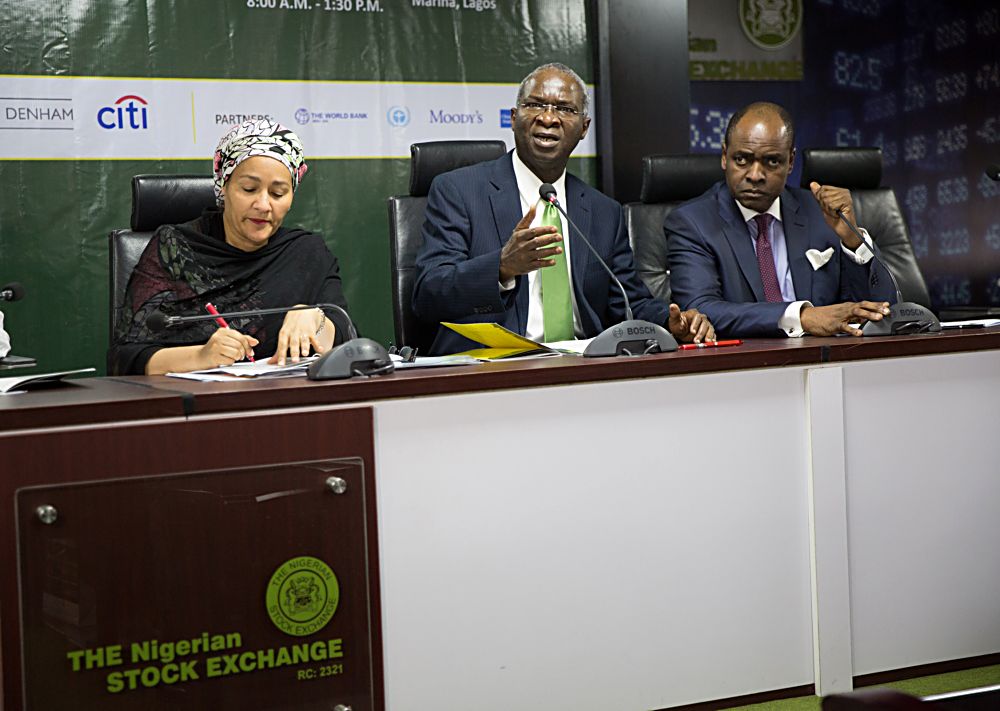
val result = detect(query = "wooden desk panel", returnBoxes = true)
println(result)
[2,329,999,709]
[1,408,382,711]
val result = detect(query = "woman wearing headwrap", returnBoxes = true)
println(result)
[109,119,349,375]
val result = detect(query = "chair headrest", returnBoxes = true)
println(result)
[131,174,217,231]
[409,140,507,197]
[799,148,882,190]
[640,154,722,204]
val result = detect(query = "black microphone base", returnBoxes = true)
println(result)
[861,302,942,336]
[583,320,678,357]
[308,338,394,379]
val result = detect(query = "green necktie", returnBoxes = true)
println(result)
[540,200,574,341]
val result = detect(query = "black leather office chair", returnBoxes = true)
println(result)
[799,147,932,309]
[624,154,722,303]
[387,139,507,352]
[108,175,216,356]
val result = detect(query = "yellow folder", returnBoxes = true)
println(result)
[440,322,559,360]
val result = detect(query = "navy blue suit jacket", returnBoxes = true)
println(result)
[413,152,669,354]
[665,182,896,338]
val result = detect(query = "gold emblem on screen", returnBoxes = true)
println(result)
[740,0,803,51]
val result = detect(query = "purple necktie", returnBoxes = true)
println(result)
[752,214,783,303]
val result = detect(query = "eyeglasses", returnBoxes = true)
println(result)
[517,101,583,118]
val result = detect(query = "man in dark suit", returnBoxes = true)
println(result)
[413,62,713,354]
[665,101,896,338]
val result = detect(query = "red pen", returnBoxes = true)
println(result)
[205,302,254,362]
[678,339,742,350]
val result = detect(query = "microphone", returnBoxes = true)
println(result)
[1,282,25,302]
[835,210,940,336]
[145,309,171,332]
[146,303,390,379]
[146,303,357,340]
[986,164,1000,181]
[538,184,677,357]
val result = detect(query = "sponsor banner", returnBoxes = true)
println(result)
[688,0,803,81]
[0,75,596,159]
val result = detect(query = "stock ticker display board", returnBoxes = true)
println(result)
[689,0,1000,310]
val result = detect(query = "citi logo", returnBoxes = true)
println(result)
[97,95,149,130]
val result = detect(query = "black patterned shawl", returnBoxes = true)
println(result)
[109,210,348,375]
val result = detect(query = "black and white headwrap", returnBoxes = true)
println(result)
[212,119,308,206]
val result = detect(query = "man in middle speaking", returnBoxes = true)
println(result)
[412,62,714,355]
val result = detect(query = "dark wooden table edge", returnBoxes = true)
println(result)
[0,378,192,432]
[127,329,1000,417]
[4,329,998,427]
[123,345,820,415]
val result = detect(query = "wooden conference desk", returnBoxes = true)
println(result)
[2,330,999,710]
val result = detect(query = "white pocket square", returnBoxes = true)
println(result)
[805,247,835,271]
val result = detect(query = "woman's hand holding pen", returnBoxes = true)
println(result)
[199,327,258,368]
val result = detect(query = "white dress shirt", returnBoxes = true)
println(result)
[736,198,875,336]
[0,311,10,358]
[500,152,584,342]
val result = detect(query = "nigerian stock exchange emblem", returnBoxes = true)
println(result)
[739,0,802,51]
[266,556,340,637]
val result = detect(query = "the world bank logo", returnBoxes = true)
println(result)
[387,105,410,127]
[294,108,311,125]
[739,0,802,51]
[266,556,340,637]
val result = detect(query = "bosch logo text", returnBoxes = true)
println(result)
[97,95,149,130]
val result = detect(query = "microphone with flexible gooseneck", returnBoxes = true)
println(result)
[835,210,940,336]
[146,303,392,379]
[146,303,357,339]
[538,184,677,357]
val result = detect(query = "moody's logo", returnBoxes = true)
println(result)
[97,95,149,130]
[387,105,410,127]
[429,108,483,125]
[500,108,512,128]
